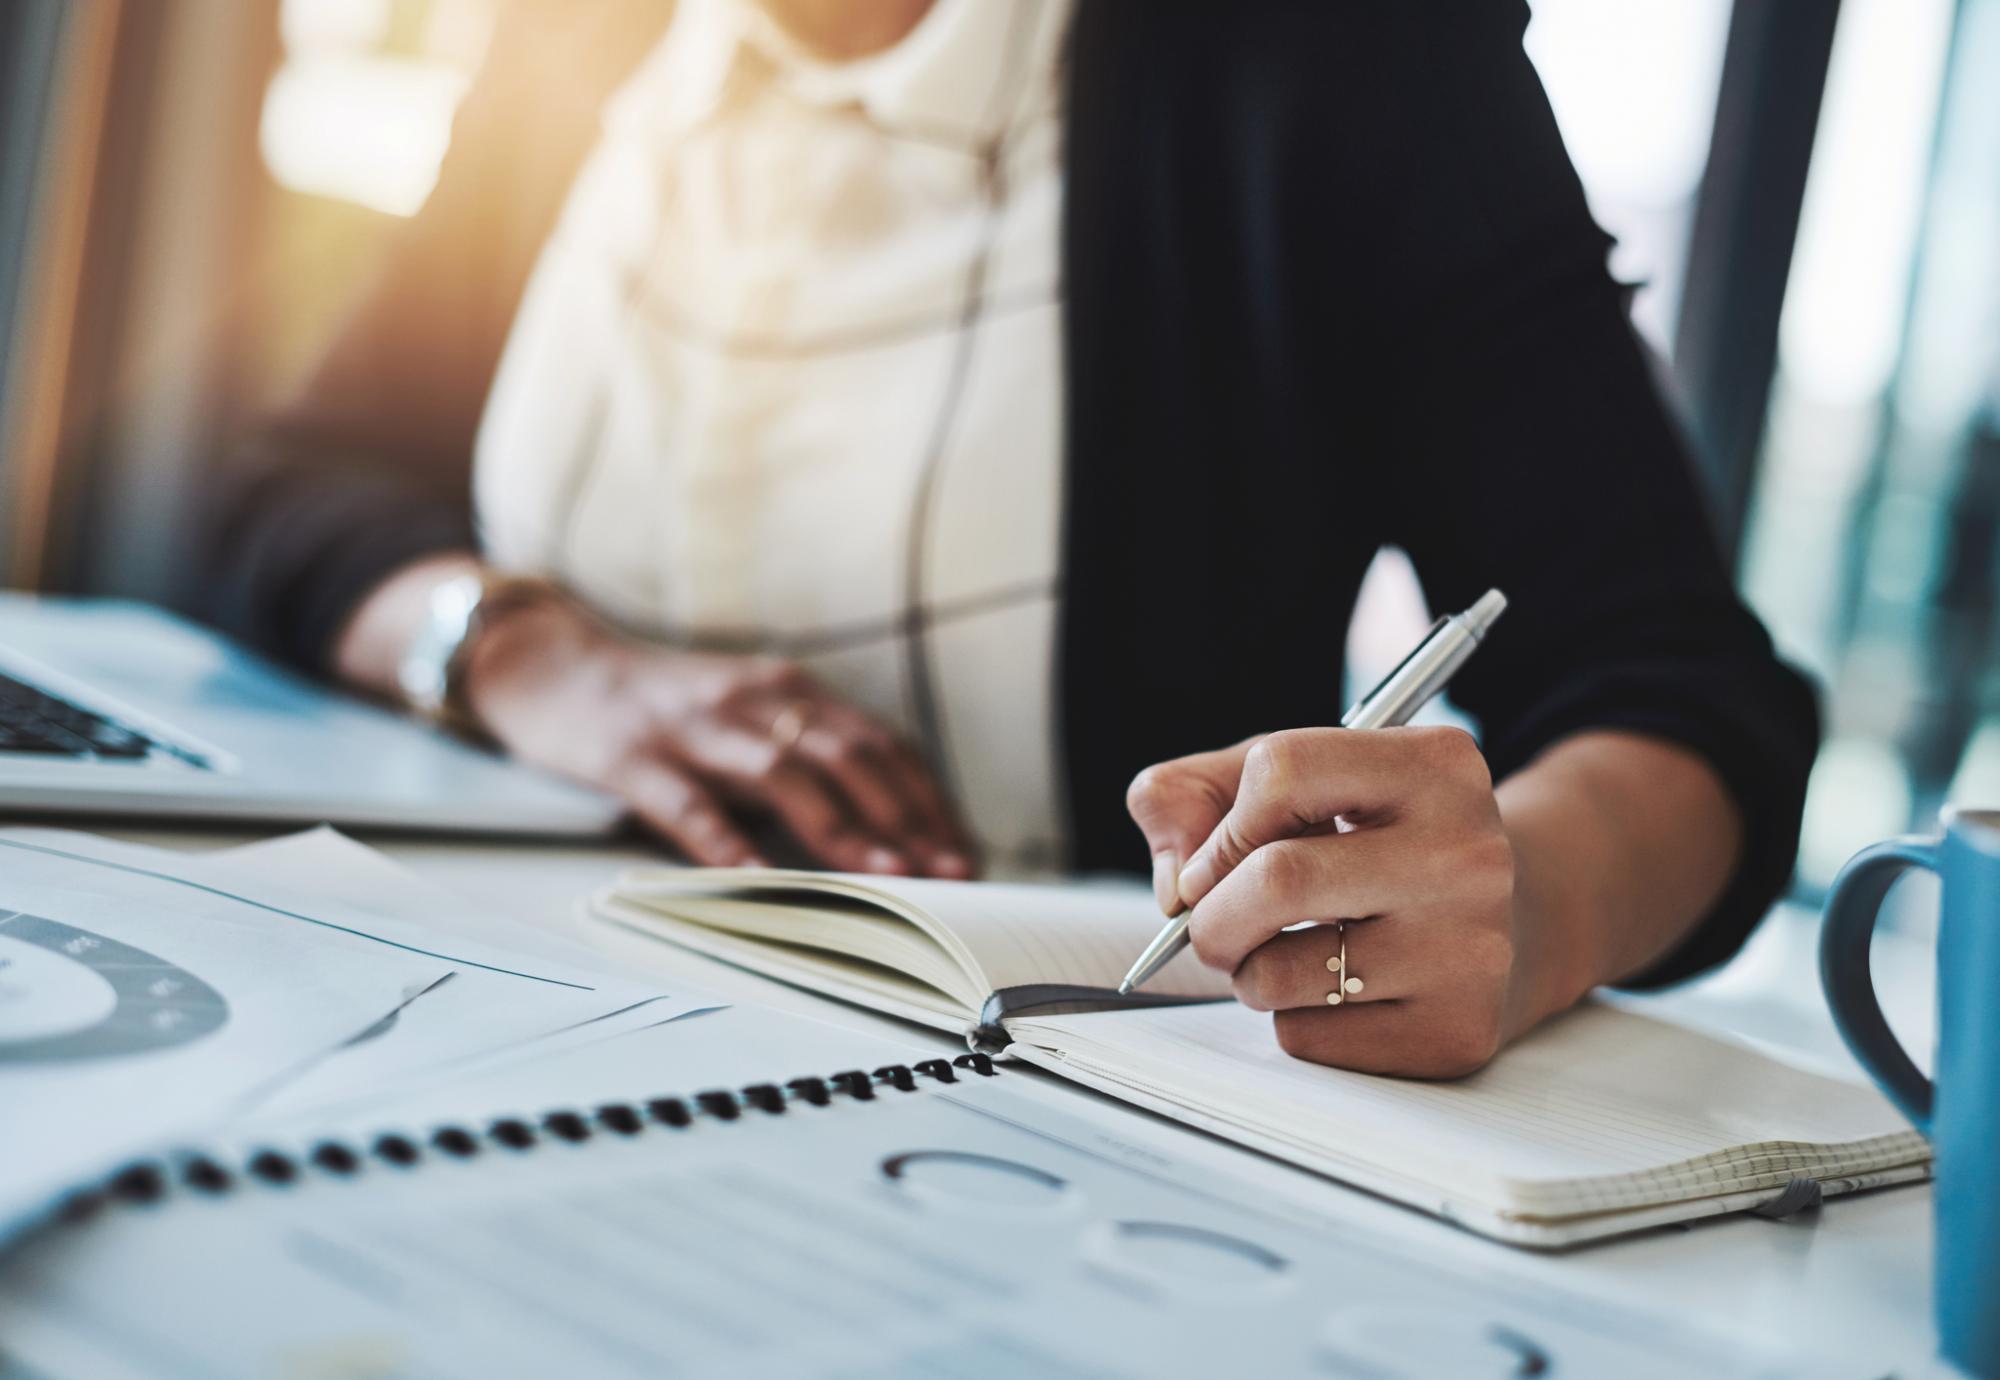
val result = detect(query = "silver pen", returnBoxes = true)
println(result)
[1116,588,1508,995]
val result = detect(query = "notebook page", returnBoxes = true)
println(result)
[1012,1000,1927,1219]
[605,892,979,1005]
[805,874,1230,999]
[606,869,1228,1001]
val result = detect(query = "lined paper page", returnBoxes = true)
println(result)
[832,875,1228,998]
[612,892,977,1003]
[1013,1001,1927,1219]
[607,869,1228,1002]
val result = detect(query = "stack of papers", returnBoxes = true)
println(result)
[0,827,721,1238]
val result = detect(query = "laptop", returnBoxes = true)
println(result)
[0,594,622,836]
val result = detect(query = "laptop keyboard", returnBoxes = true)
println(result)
[0,671,203,766]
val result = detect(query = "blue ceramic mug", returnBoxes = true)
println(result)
[1820,808,2000,1377]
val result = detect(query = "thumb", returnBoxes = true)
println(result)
[1125,736,1262,915]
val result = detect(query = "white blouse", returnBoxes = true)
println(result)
[473,0,1073,870]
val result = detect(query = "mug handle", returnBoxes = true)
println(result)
[1818,836,1937,1134]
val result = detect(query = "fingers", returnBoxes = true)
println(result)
[668,719,907,875]
[1230,921,1410,1011]
[1185,830,1416,971]
[470,633,974,876]
[876,739,977,871]
[800,704,974,877]
[674,707,975,879]
[629,651,973,876]
[1177,726,1491,906]
[1224,851,1517,1078]
[791,724,914,847]
[1125,736,1261,914]
[611,756,765,868]
[796,728,973,879]
[1132,726,1522,1079]
[1271,1002,1506,1081]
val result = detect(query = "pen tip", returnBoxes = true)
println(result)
[1464,589,1508,638]
[1115,978,1134,996]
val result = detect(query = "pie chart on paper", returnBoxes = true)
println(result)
[0,910,228,1062]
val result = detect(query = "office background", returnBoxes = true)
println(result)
[0,0,1994,904]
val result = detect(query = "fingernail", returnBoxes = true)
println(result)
[1151,851,1181,916]
[864,846,907,874]
[1175,851,1211,909]
[935,851,973,878]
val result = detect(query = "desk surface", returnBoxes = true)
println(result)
[120,827,1946,1377]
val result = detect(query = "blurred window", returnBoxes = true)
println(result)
[1347,2,1738,711]
[1524,0,1733,357]
[259,0,494,217]
[1738,0,1977,895]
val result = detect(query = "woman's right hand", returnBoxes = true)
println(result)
[460,595,973,876]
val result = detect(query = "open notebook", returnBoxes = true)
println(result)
[590,869,1931,1246]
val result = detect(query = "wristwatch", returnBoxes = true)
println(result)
[397,572,557,737]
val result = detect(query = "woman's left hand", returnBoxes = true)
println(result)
[1126,726,1533,1079]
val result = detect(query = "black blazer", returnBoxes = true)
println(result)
[203,0,1818,986]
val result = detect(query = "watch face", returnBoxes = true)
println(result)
[0,910,228,1062]
[398,574,483,713]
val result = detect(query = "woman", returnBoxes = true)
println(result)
[208,0,1817,1077]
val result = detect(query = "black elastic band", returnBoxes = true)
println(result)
[972,984,1230,1051]
[1751,1176,1824,1219]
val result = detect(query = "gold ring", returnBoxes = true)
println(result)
[1325,922,1363,1005]
[768,701,812,752]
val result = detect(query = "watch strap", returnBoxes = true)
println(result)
[400,572,560,738]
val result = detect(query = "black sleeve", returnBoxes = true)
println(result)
[197,1,667,674]
[1358,5,1820,985]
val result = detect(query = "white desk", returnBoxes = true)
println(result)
[125,828,1946,1376]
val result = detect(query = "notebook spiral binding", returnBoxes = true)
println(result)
[55,1054,1000,1226]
